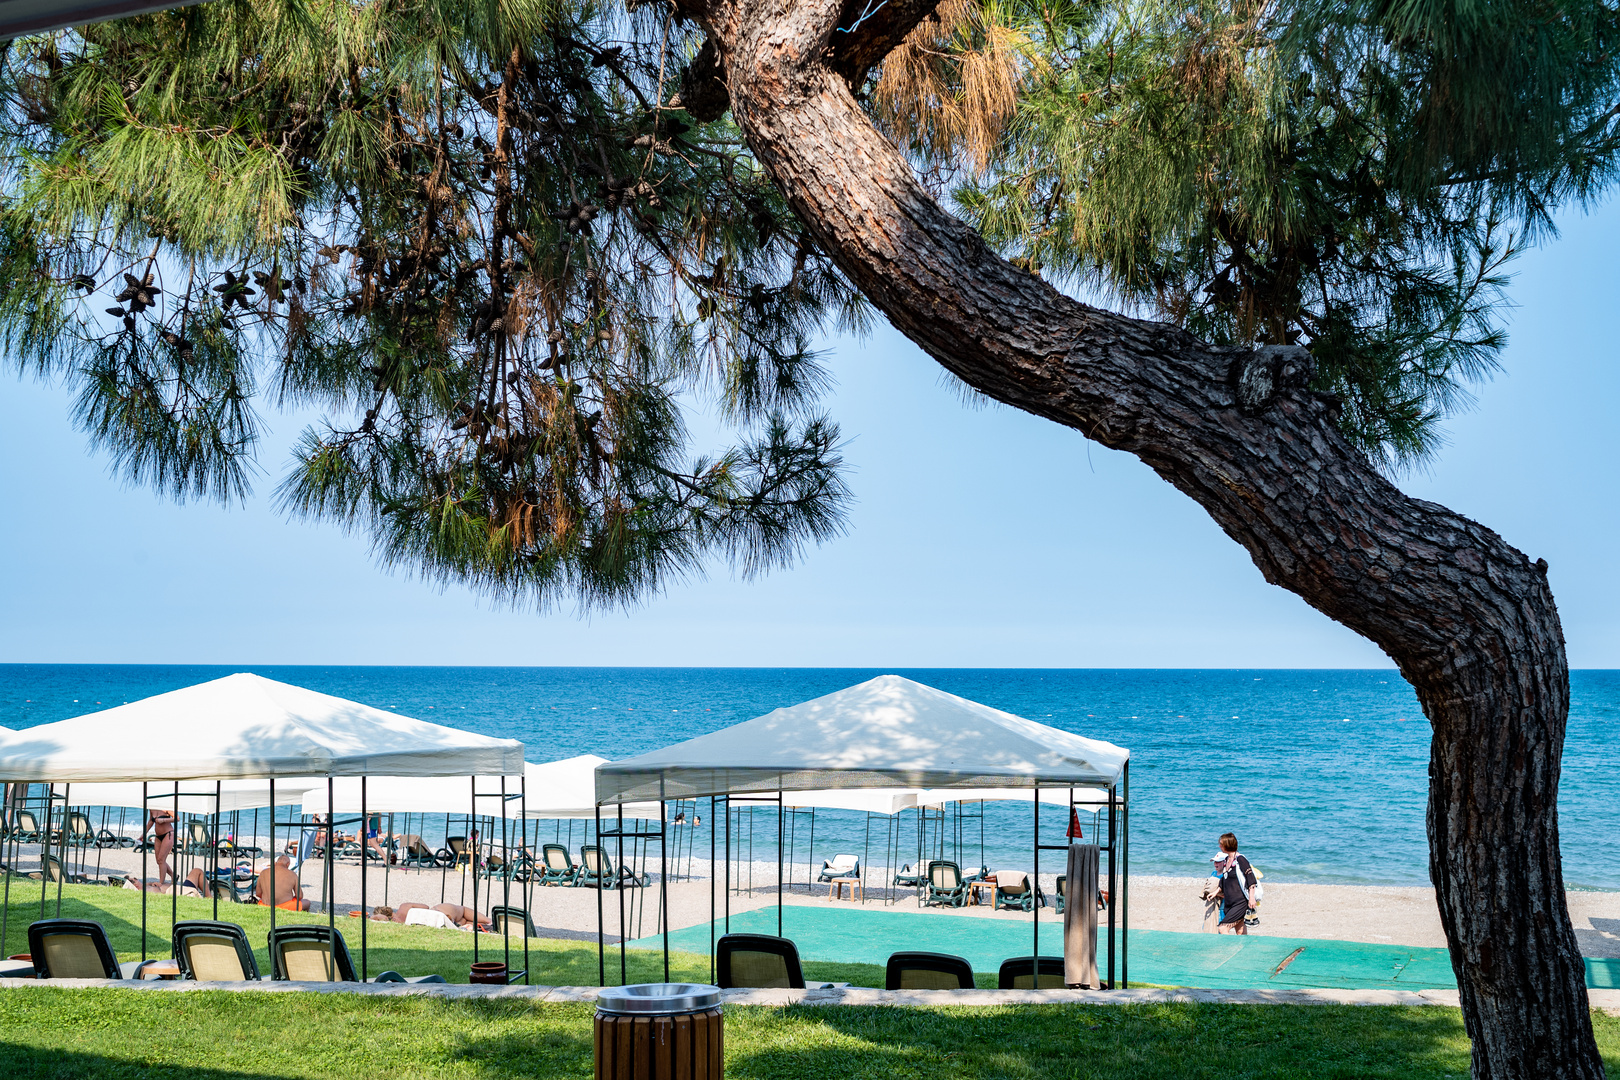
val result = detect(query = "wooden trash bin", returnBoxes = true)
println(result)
[595,983,723,1080]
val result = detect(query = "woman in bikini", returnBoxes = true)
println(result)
[141,808,176,888]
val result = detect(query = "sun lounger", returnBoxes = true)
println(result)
[992,871,1038,912]
[8,810,43,844]
[63,812,95,848]
[718,934,806,989]
[185,820,217,856]
[817,853,860,882]
[577,844,650,889]
[1054,874,1066,915]
[491,905,538,939]
[539,844,578,886]
[997,955,1065,989]
[173,920,261,981]
[28,919,162,979]
[267,925,445,984]
[892,863,923,888]
[399,835,438,869]
[41,853,100,886]
[885,951,975,989]
[924,860,968,907]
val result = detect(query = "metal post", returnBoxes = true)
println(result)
[1031,783,1038,973]
[724,795,730,932]
[617,802,626,984]
[269,780,277,952]
[212,781,221,922]
[470,777,479,966]
[595,803,605,987]
[1122,761,1130,988]
[361,776,369,982]
[55,784,69,918]
[776,792,784,938]
[709,794,716,984]
[326,778,335,981]
[170,786,179,939]
[140,782,148,962]
[660,780,669,983]
[1107,782,1117,990]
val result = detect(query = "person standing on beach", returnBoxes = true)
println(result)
[140,808,176,889]
[1213,833,1257,934]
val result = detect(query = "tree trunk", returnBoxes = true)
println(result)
[683,0,1604,1074]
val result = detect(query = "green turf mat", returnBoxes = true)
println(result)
[625,905,1620,991]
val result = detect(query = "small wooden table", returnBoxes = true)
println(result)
[137,959,181,980]
[968,880,998,906]
[827,876,863,902]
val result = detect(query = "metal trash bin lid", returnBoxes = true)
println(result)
[596,982,721,1015]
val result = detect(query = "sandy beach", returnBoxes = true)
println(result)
[16,846,1620,959]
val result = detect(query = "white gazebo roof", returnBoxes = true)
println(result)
[61,778,325,813]
[300,756,660,819]
[595,675,1128,803]
[0,673,524,783]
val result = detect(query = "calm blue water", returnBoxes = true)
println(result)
[1,666,1616,889]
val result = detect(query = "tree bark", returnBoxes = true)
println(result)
[682,0,1604,1074]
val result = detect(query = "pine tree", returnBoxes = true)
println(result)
[872,0,1620,468]
[0,0,862,608]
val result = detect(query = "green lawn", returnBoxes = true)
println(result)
[0,990,1616,1079]
[4,881,1619,1080]
[1,879,889,986]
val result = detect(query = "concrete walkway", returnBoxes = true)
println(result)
[4,977,1619,1014]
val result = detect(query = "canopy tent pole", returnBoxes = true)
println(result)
[1122,762,1130,987]
[1,796,13,956]
[776,792,784,937]
[1031,783,1038,977]
[660,778,669,982]
[138,783,149,960]
[360,776,368,982]
[708,794,716,985]
[212,782,221,921]
[326,779,336,981]
[595,803,605,987]
[1107,781,1117,989]
[616,802,626,984]
[470,779,479,966]
[169,787,179,943]
[54,783,69,917]
[723,795,730,933]
[522,773,530,984]
[268,781,276,956]
[38,787,49,917]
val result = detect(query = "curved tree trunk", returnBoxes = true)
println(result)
[681,0,1604,1074]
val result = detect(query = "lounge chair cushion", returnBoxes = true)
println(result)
[729,950,795,988]
[181,935,252,981]
[899,968,967,989]
[279,940,345,981]
[38,933,110,979]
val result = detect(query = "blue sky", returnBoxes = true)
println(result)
[3,204,1617,668]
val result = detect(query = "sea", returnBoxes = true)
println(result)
[2,666,1616,891]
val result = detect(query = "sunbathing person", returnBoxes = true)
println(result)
[255,855,309,911]
[121,868,209,896]
[381,901,490,930]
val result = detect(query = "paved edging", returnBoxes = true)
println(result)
[4,977,1618,1013]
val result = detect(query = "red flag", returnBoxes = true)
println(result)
[1066,808,1084,839]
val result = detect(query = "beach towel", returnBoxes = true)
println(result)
[404,907,459,931]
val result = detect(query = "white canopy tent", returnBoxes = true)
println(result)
[299,756,661,819]
[779,788,919,815]
[0,674,529,984]
[0,673,524,782]
[595,675,1128,803]
[592,675,1131,991]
